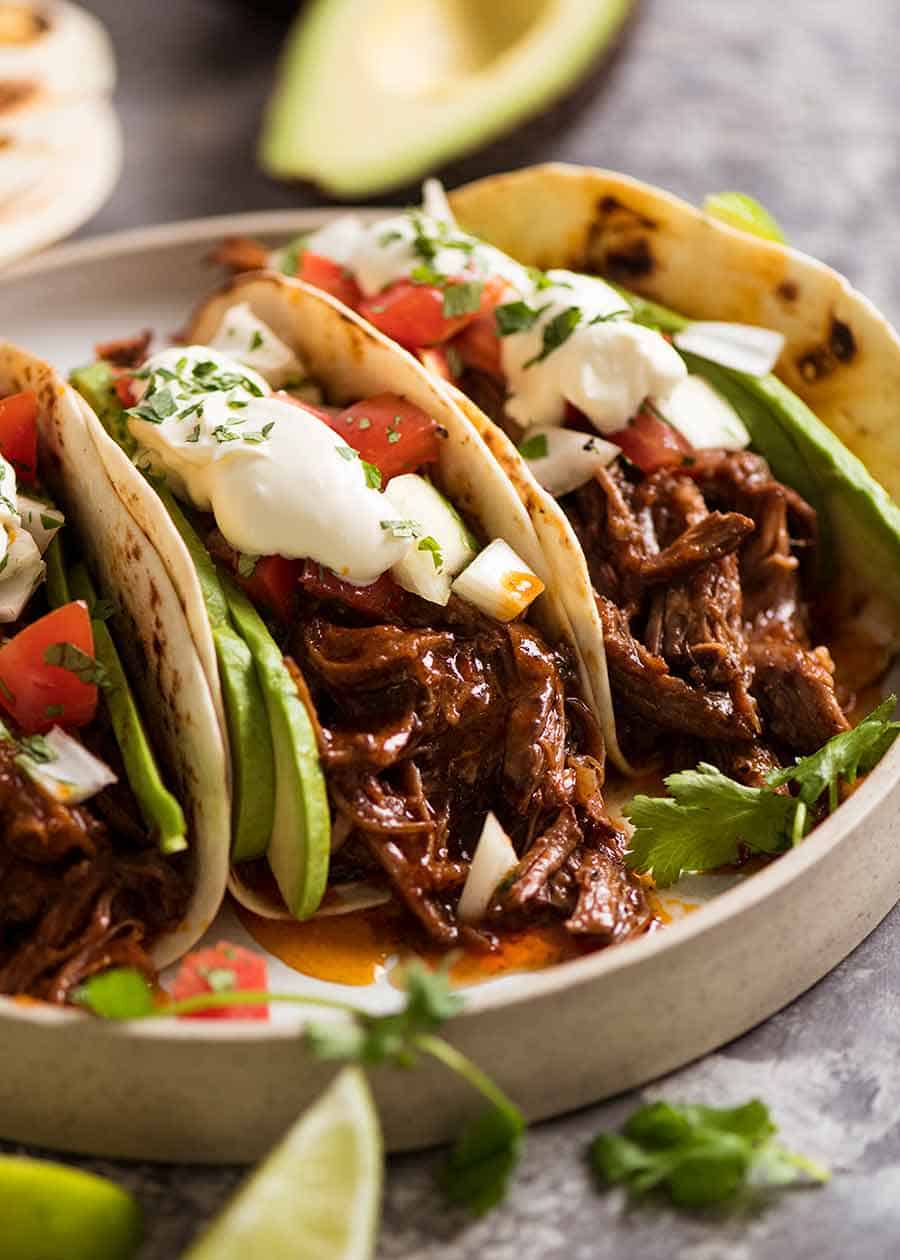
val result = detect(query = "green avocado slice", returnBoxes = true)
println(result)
[70,363,276,861]
[155,490,276,863]
[62,557,188,856]
[70,363,136,456]
[617,285,900,613]
[260,0,635,197]
[221,576,330,920]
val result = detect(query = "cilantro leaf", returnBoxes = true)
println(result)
[495,300,542,337]
[768,695,899,809]
[523,306,582,367]
[624,763,794,887]
[438,1103,525,1216]
[304,963,463,1069]
[418,536,443,570]
[518,433,548,460]
[442,281,483,319]
[43,641,109,689]
[591,1098,827,1210]
[278,234,307,276]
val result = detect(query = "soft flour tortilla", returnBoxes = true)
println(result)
[0,343,230,967]
[83,271,624,818]
[443,164,900,725]
[0,3,120,266]
[448,164,900,501]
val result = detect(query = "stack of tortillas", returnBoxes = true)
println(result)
[0,1,120,267]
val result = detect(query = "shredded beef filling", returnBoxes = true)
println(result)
[568,451,848,773]
[289,590,651,948]
[0,735,188,1002]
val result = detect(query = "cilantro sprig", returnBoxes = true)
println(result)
[523,306,582,368]
[592,1098,828,1208]
[626,697,900,886]
[75,961,524,1216]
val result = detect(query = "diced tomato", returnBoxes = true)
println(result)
[0,391,38,482]
[298,252,363,309]
[208,530,301,624]
[358,275,506,350]
[417,346,455,382]
[171,941,269,1020]
[452,313,503,377]
[297,561,403,618]
[272,392,338,426]
[608,408,694,474]
[0,602,98,733]
[113,374,139,409]
[330,394,443,482]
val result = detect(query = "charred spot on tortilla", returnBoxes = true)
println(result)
[603,237,655,281]
[797,316,858,381]
[0,80,37,114]
[776,280,799,303]
[829,318,857,362]
[596,195,656,232]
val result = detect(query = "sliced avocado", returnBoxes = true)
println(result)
[69,366,277,860]
[617,285,900,612]
[64,559,188,856]
[156,490,276,863]
[70,362,136,456]
[260,0,635,197]
[44,535,70,608]
[221,576,330,920]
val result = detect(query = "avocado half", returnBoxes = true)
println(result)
[259,0,635,198]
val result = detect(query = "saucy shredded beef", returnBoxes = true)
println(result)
[0,733,188,1002]
[568,452,848,770]
[288,589,651,948]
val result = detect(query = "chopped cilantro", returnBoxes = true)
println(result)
[387,428,401,444]
[362,460,382,490]
[43,703,65,719]
[418,536,443,570]
[524,306,582,367]
[445,346,463,378]
[249,330,264,351]
[495,300,544,337]
[336,445,357,462]
[237,554,258,579]
[442,280,484,318]
[185,425,201,444]
[43,642,108,689]
[588,308,631,324]
[518,433,549,460]
[357,417,372,431]
[378,229,403,247]
[39,512,61,531]
[379,519,419,539]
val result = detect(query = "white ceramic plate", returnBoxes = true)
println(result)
[0,214,898,1163]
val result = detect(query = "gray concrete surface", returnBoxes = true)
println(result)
[4,0,900,1254]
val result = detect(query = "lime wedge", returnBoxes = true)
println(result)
[703,191,786,243]
[0,1156,142,1260]
[185,1068,383,1260]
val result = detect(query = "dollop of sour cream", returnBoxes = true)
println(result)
[304,212,532,300]
[499,271,686,434]
[304,203,686,437]
[127,344,409,584]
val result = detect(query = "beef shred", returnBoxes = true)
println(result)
[568,451,848,772]
[291,591,651,949]
[0,736,188,1002]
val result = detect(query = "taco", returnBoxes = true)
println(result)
[0,344,228,1004]
[72,272,656,955]
[212,168,900,885]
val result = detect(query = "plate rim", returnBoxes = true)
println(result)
[0,206,896,1041]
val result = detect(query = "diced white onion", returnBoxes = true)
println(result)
[209,303,306,389]
[422,178,455,225]
[16,496,64,555]
[673,321,785,377]
[0,528,44,622]
[19,727,117,805]
[660,375,751,450]
[458,812,518,923]
[387,473,476,606]
[519,426,619,496]
[451,538,545,622]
